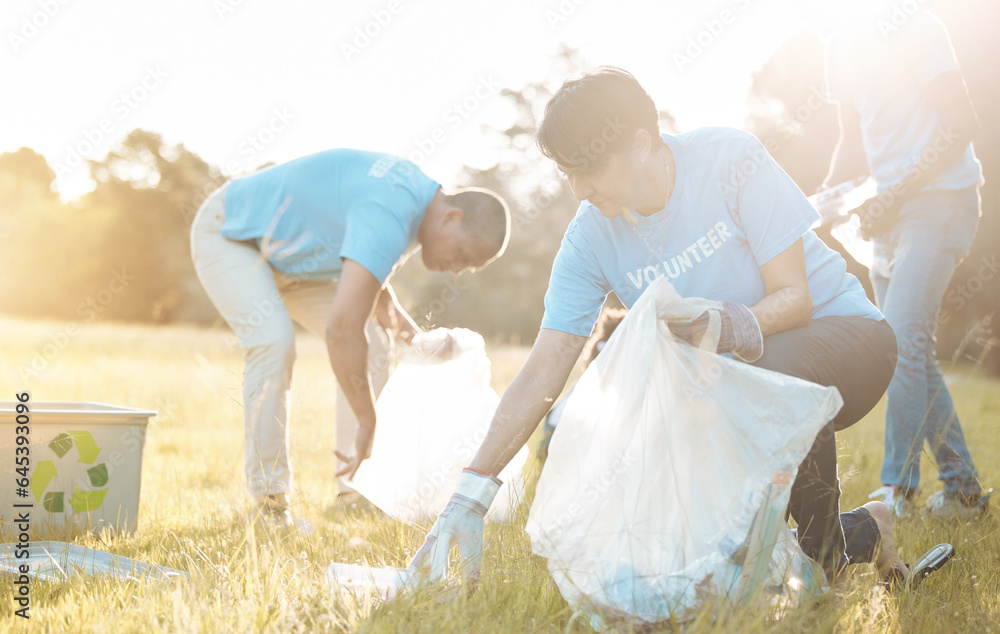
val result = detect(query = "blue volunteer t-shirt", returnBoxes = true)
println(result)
[222,150,441,283]
[541,128,883,337]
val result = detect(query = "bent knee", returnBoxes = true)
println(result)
[244,328,296,367]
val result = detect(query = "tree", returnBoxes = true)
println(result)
[0,132,224,324]
[0,148,110,318]
[392,47,595,342]
[83,129,224,322]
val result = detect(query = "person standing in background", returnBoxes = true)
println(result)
[822,7,988,519]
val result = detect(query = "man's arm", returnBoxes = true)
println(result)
[823,102,870,189]
[853,70,980,237]
[469,328,588,475]
[374,284,420,345]
[327,258,383,479]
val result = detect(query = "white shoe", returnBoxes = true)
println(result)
[252,493,314,534]
[869,485,916,519]
[253,493,293,527]
[924,489,990,521]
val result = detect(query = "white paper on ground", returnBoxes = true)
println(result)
[326,562,413,601]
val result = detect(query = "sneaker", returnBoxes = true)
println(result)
[253,493,294,528]
[869,485,917,518]
[252,493,314,534]
[924,489,991,521]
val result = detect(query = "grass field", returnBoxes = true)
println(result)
[1,315,998,633]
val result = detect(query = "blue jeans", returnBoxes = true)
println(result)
[872,187,982,497]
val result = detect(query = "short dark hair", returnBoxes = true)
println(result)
[447,187,511,261]
[537,67,662,174]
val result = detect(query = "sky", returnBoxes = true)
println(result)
[2,0,804,200]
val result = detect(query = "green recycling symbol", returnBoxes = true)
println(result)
[29,431,109,513]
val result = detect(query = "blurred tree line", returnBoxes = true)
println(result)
[1,8,996,372]
[0,131,224,324]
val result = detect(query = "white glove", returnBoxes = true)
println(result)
[409,468,501,587]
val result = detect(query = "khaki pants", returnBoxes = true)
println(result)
[190,183,392,498]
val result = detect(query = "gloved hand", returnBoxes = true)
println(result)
[850,195,901,240]
[667,301,763,363]
[409,468,502,588]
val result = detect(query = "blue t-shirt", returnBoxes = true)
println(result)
[824,10,983,195]
[222,150,440,283]
[541,128,883,337]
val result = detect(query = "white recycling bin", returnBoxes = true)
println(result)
[1,401,156,535]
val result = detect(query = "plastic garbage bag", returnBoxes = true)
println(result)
[0,541,188,582]
[350,328,527,523]
[525,277,842,629]
[807,177,890,277]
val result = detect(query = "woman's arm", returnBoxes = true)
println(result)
[409,327,587,581]
[667,238,812,360]
[469,328,588,475]
[749,238,812,336]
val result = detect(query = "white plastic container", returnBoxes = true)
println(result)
[1,401,156,535]
[0,541,188,582]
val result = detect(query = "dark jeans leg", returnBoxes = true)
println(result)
[842,507,881,564]
[791,507,882,564]
[753,316,897,577]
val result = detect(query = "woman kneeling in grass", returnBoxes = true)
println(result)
[414,67,913,590]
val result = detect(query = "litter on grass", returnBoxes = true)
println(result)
[326,562,414,603]
[0,541,188,582]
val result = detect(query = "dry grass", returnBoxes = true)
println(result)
[1,315,997,633]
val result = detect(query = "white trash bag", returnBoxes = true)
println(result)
[525,277,842,629]
[350,328,527,523]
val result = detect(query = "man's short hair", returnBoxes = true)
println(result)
[537,67,662,174]
[447,187,511,261]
